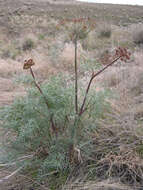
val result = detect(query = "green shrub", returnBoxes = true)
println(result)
[22,39,35,51]
[0,75,110,186]
[98,24,112,38]
[38,33,45,40]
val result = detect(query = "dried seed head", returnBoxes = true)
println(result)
[58,17,96,42]
[23,59,35,70]
[115,47,131,62]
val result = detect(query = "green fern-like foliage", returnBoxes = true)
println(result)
[0,75,110,183]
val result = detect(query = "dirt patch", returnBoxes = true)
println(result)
[0,78,25,107]
[0,59,25,107]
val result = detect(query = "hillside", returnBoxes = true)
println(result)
[0,0,143,189]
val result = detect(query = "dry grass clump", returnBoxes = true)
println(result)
[63,115,143,189]
[0,174,41,190]
[65,180,135,190]
[91,110,143,185]
[96,149,143,184]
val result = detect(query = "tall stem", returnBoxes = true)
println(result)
[74,36,78,114]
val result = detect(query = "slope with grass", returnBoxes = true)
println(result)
[0,0,143,190]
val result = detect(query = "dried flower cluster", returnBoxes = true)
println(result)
[23,59,35,70]
[58,17,96,42]
[115,47,131,62]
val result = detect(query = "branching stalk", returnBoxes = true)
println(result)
[79,56,121,116]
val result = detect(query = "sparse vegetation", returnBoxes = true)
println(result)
[1,49,11,59]
[38,33,45,40]
[22,39,35,51]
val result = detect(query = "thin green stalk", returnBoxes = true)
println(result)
[74,36,78,114]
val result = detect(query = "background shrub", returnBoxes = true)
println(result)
[22,39,35,51]
[133,27,143,45]
[98,24,112,38]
